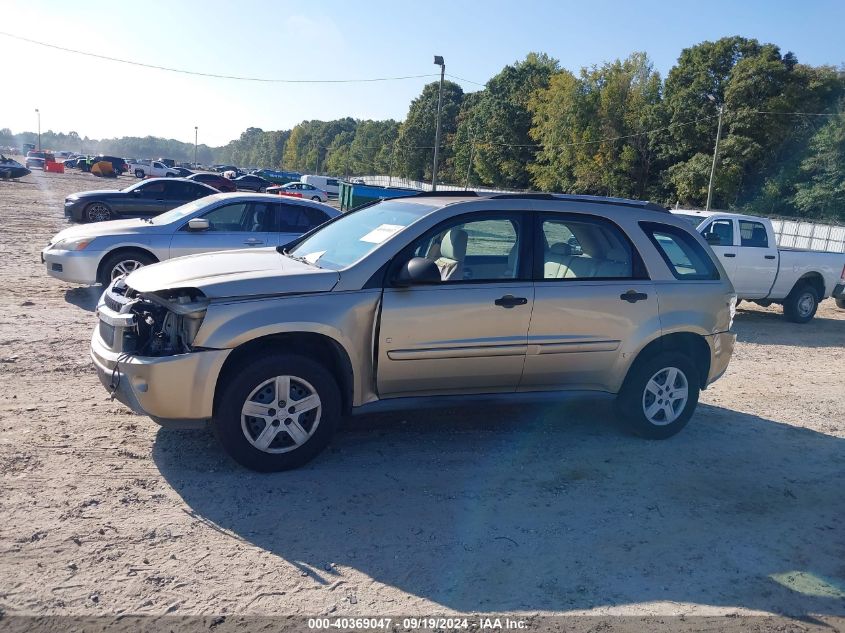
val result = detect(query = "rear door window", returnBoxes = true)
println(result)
[539,215,636,280]
[640,222,720,280]
[739,220,769,247]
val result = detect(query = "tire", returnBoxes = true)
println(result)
[165,172,176,178]
[85,202,113,223]
[836,296,845,310]
[134,169,145,179]
[97,249,157,286]
[311,196,321,201]
[783,283,819,323]
[212,353,341,471]
[615,351,700,439]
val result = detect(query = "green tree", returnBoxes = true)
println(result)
[528,53,663,198]
[792,107,845,219]
[395,80,463,182]
[455,53,558,189]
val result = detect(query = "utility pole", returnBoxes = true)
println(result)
[706,97,724,211]
[464,127,475,189]
[35,108,41,150]
[431,55,445,192]
[194,126,198,167]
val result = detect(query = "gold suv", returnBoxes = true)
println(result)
[92,193,737,471]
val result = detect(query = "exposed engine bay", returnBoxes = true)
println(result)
[97,278,209,356]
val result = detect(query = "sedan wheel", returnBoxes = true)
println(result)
[85,203,112,222]
[110,258,145,280]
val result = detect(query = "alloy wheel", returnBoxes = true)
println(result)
[642,366,689,426]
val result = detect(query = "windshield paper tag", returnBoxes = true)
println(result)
[360,224,404,244]
[303,250,326,264]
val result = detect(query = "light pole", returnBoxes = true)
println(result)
[431,55,445,192]
[705,95,724,211]
[35,108,41,150]
[194,126,198,167]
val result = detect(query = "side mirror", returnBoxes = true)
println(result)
[187,218,210,231]
[394,257,441,287]
[703,232,722,245]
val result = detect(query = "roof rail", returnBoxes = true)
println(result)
[411,190,480,198]
[490,192,668,213]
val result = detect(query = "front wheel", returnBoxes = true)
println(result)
[836,296,845,310]
[616,352,700,439]
[783,283,818,323]
[311,196,321,201]
[212,353,341,471]
[85,202,112,223]
[98,250,156,285]
[134,169,145,179]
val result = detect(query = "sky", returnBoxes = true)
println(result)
[2,0,844,148]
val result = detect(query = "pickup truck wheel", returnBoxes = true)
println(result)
[783,284,818,323]
[212,354,340,472]
[616,352,700,439]
[134,169,145,179]
[98,250,156,286]
[836,296,845,310]
[85,202,112,223]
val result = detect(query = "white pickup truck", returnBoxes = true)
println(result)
[673,210,845,322]
[128,159,179,179]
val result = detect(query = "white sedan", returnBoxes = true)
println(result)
[267,182,329,202]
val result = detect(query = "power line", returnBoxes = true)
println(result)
[446,73,486,87]
[0,31,440,83]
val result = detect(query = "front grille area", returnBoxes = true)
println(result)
[104,292,123,313]
[99,320,116,348]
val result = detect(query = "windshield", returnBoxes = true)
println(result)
[153,197,220,224]
[288,200,437,270]
[673,213,706,228]
[119,180,148,193]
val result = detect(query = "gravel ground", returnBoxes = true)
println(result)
[0,165,843,622]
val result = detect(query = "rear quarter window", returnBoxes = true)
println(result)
[640,222,720,281]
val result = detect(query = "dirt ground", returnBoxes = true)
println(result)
[0,165,843,622]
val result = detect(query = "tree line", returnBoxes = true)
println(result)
[4,36,844,220]
[217,37,845,221]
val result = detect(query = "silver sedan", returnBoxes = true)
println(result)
[42,193,339,286]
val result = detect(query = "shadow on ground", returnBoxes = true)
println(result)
[64,286,101,312]
[152,400,845,615]
[733,303,843,348]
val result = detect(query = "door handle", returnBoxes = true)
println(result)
[723,253,736,258]
[764,255,776,260]
[243,238,264,246]
[620,290,648,303]
[494,295,528,308]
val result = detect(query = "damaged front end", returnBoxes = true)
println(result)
[97,277,209,356]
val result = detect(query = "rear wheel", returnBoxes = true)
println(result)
[836,296,845,310]
[616,352,700,439]
[212,353,341,471]
[98,250,156,285]
[311,196,321,201]
[85,202,112,223]
[783,283,818,323]
[134,169,145,179]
